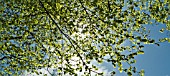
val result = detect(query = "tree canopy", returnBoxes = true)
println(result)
[0,0,170,76]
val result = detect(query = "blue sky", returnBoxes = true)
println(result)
[94,24,170,76]
[135,24,170,76]
[136,41,170,76]
[31,23,170,76]
[23,15,170,76]
[1,1,170,76]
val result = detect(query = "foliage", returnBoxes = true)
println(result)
[0,0,169,76]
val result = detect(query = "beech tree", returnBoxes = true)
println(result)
[0,0,169,76]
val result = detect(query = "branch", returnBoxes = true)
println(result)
[77,1,113,25]
[78,0,92,22]
[39,1,79,73]
[108,0,111,11]
[0,56,7,61]
[39,0,102,74]
[3,30,35,40]
[0,55,18,61]
[39,0,84,65]
[126,62,141,76]
[46,67,53,75]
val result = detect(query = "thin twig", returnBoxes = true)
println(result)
[78,0,92,22]
[39,0,85,66]
[46,67,53,75]
[39,0,102,74]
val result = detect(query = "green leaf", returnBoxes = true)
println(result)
[159,28,164,33]
[0,0,169,76]
[44,74,47,76]
[155,43,160,46]
[34,70,39,75]
[141,39,147,42]
[118,62,122,67]
[149,40,155,43]
[137,51,144,54]
[140,69,145,76]
[127,72,132,76]
[168,38,170,43]
[110,71,116,75]
[118,67,123,73]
